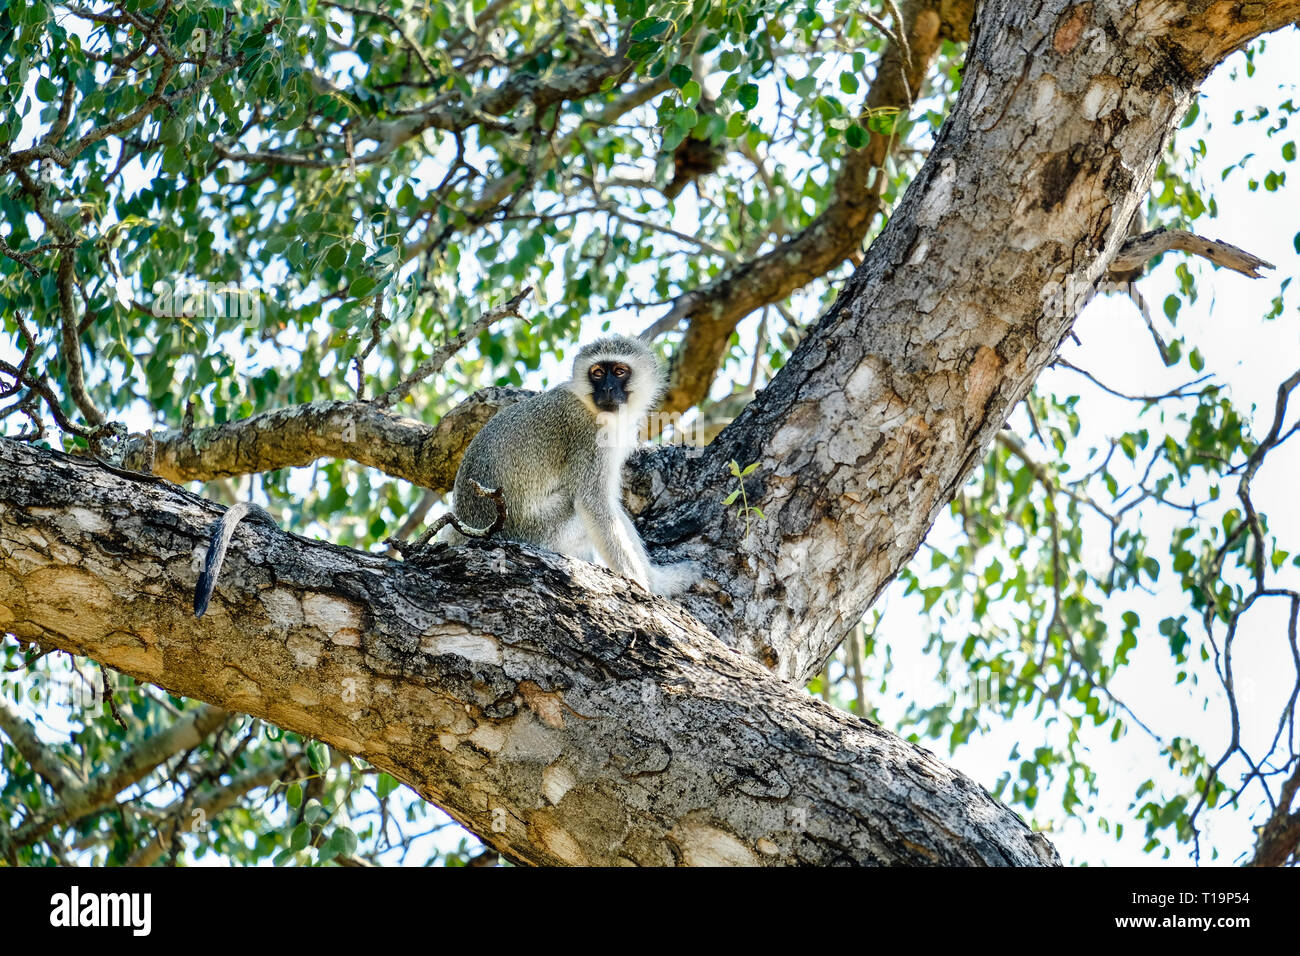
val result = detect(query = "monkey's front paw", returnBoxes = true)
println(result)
[649,561,703,597]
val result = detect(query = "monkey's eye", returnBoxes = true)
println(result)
[589,366,605,379]
[613,364,630,378]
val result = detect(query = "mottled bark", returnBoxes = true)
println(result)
[641,0,1300,681]
[119,388,531,490]
[0,441,1056,866]
[4,0,1296,866]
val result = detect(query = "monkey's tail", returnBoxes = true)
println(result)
[194,501,275,619]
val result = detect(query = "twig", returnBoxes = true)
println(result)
[1053,358,1212,403]
[387,480,507,558]
[374,286,531,408]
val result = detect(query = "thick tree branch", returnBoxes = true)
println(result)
[119,388,532,490]
[0,440,1057,866]
[1157,1,1300,77]
[113,0,1299,697]
[626,0,1300,682]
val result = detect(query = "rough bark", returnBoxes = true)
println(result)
[637,0,1300,682]
[115,1,1299,690]
[118,388,532,489]
[0,441,1056,866]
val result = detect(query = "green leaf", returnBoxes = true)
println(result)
[329,826,358,857]
[630,17,671,41]
[348,275,378,300]
[738,83,759,111]
[308,741,330,774]
[304,800,328,826]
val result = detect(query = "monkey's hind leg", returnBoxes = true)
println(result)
[611,506,701,596]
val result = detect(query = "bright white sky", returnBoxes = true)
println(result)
[4,13,1298,868]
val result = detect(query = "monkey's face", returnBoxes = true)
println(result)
[588,361,632,411]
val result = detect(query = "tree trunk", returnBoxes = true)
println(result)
[639,0,1300,682]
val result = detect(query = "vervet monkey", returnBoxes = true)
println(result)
[193,334,696,618]
[446,334,698,596]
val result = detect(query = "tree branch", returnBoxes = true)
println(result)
[1109,228,1274,278]
[374,287,532,408]
[0,439,1057,867]
[118,388,534,491]
[125,753,305,867]
[652,0,973,414]
[2,699,230,850]
[0,696,83,793]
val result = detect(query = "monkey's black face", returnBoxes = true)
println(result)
[588,361,632,411]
